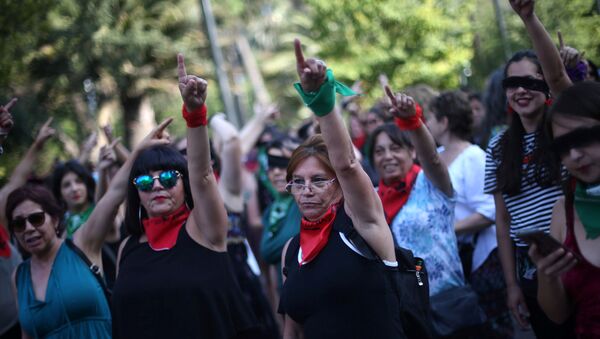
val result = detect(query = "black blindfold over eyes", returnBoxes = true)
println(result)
[502,76,549,94]
[552,125,600,155]
[267,154,290,169]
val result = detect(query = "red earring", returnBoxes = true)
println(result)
[507,105,515,115]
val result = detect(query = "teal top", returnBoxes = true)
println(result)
[260,196,301,265]
[16,242,111,338]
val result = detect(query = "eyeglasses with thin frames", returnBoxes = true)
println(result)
[285,177,337,195]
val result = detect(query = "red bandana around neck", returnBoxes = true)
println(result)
[142,204,191,251]
[378,164,421,224]
[299,204,339,265]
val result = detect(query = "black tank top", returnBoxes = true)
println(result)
[279,208,403,339]
[112,224,260,339]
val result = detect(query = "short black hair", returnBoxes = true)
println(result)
[51,160,96,207]
[124,145,194,236]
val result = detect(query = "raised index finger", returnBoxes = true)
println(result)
[384,85,397,106]
[557,31,564,49]
[294,39,305,66]
[3,97,17,111]
[177,54,187,82]
[42,117,54,129]
[155,117,174,134]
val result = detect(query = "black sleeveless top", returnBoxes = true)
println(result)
[279,208,403,339]
[112,224,260,339]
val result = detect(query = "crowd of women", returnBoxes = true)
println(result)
[0,0,599,338]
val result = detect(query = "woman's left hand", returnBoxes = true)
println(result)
[177,54,208,112]
[294,39,327,93]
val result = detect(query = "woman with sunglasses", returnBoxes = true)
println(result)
[278,40,404,338]
[507,1,600,336]
[110,54,258,338]
[530,81,600,338]
[5,118,171,338]
[483,1,576,337]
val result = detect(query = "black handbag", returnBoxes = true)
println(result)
[332,213,434,339]
[429,284,487,337]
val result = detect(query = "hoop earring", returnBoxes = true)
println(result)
[185,200,191,211]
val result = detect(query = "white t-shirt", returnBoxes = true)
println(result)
[447,144,497,272]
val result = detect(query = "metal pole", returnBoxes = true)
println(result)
[491,0,512,60]
[199,0,240,127]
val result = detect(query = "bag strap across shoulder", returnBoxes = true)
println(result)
[65,239,112,303]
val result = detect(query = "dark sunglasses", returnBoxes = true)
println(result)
[267,154,290,170]
[552,125,600,156]
[10,211,46,233]
[502,76,549,94]
[133,170,182,192]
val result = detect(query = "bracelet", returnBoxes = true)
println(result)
[394,103,424,131]
[293,69,357,117]
[182,104,208,127]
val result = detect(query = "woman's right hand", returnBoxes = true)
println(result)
[506,284,531,329]
[528,243,578,279]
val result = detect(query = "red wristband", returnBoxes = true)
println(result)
[182,104,208,127]
[394,103,424,131]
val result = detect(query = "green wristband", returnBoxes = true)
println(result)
[294,69,357,117]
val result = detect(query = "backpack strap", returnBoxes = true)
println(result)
[331,207,379,261]
[65,239,112,304]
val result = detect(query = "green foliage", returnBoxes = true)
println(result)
[0,0,598,183]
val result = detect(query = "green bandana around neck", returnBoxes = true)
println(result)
[267,195,294,233]
[574,181,600,239]
[293,69,357,116]
[66,204,95,237]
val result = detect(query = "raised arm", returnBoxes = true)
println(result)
[177,53,229,250]
[210,114,242,197]
[0,98,16,146]
[0,117,55,229]
[384,87,453,197]
[509,0,572,95]
[77,131,98,166]
[239,103,278,155]
[293,39,395,262]
[102,124,131,164]
[94,138,120,203]
[75,119,172,263]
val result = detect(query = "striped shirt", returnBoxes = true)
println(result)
[484,131,563,247]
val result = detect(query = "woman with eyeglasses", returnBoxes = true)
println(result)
[278,40,405,338]
[110,54,258,338]
[5,119,163,338]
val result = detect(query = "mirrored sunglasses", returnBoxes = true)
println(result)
[133,170,182,192]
